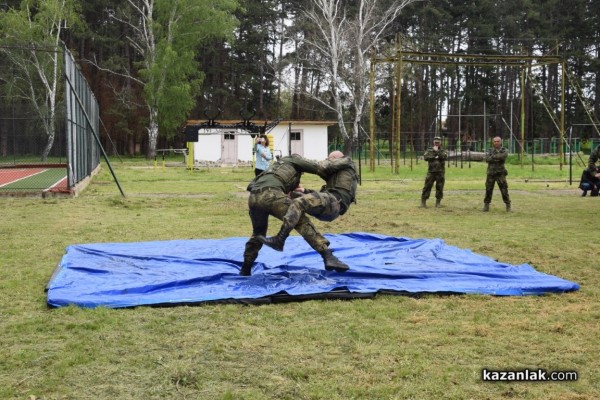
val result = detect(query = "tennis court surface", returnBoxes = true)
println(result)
[0,165,69,196]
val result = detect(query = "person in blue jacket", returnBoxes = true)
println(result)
[254,134,272,176]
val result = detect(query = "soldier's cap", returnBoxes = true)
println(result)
[433,136,442,141]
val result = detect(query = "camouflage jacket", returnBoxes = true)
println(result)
[247,154,352,194]
[485,147,508,175]
[319,157,358,212]
[423,147,447,173]
[588,145,600,173]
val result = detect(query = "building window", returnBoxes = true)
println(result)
[291,131,301,140]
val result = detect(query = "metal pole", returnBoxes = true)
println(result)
[483,100,486,152]
[510,102,513,153]
[64,46,125,197]
[458,97,461,155]
[560,60,565,170]
[569,126,573,185]
[288,122,292,156]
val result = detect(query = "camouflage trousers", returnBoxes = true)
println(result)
[287,191,342,224]
[484,173,511,204]
[243,188,330,265]
[421,171,445,200]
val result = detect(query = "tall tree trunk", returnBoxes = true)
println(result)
[147,108,159,159]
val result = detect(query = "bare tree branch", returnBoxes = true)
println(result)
[293,0,421,151]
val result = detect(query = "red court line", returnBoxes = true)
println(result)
[0,168,45,187]
[47,176,69,193]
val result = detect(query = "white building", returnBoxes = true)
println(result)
[186,120,335,165]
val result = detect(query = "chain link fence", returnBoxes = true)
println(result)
[0,45,101,197]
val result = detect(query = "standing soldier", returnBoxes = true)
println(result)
[482,136,511,212]
[420,136,447,208]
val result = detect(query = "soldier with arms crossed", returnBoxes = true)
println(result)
[419,136,447,208]
[482,136,511,212]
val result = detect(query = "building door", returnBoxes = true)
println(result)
[290,130,303,156]
[221,131,237,163]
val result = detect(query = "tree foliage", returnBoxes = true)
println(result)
[104,0,238,158]
[3,0,600,157]
[0,0,82,160]
[389,0,600,150]
[297,0,419,154]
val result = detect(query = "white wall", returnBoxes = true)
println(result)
[191,122,331,163]
[193,133,222,162]
[269,124,329,160]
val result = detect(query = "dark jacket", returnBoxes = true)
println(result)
[588,145,600,173]
[248,154,353,194]
[579,167,600,192]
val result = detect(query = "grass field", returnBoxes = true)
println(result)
[1,156,598,399]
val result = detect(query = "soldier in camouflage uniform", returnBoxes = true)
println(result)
[257,151,357,252]
[578,166,600,196]
[420,136,447,208]
[581,145,600,196]
[482,136,511,212]
[587,144,600,177]
[241,154,353,276]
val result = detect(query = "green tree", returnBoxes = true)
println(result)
[0,0,82,160]
[109,0,238,158]
[196,0,281,120]
[73,0,144,156]
[299,0,419,155]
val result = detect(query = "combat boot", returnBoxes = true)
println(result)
[506,203,512,212]
[419,199,427,208]
[482,203,490,212]
[320,249,349,273]
[435,199,442,208]
[257,223,293,252]
[240,260,253,276]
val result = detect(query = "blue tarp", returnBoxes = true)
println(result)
[46,232,579,308]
